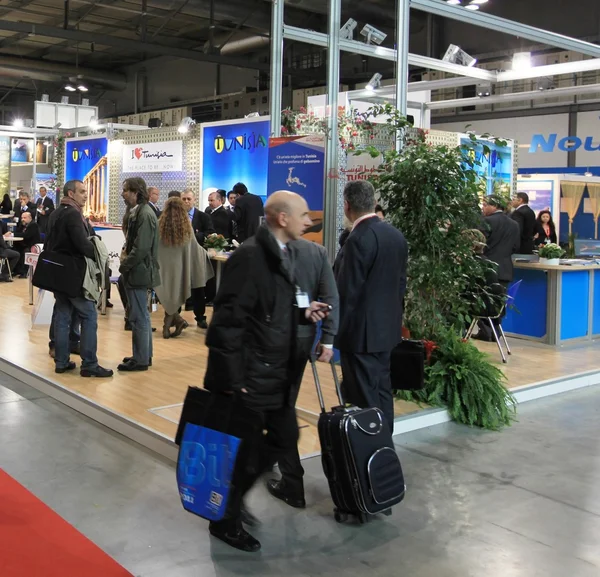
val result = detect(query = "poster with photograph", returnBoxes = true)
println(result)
[65,136,109,223]
[461,136,514,197]
[267,134,326,244]
[0,136,10,197]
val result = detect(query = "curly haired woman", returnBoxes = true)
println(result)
[155,197,214,338]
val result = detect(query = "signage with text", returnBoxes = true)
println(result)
[122,140,183,173]
[529,134,600,153]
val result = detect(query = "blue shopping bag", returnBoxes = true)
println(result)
[176,422,242,522]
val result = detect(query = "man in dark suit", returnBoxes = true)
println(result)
[334,181,408,433]
[14,191,37,223]
[14,211,41,277]
[148,187,161,218]
[35,186,55,235]
[206,190,233,239]
[233,182,264,243]
[477,195,520,341]
[181,189,215,327]
[511,192,536,254]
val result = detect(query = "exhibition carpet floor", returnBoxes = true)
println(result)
[0,468,133,577]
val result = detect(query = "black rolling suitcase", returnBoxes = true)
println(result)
[310,356,406,524]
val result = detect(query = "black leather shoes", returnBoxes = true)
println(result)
[80,365,113,378]
[122,356,152,367]
[117,360,148,372]
[55,361,76,374]
[209,522,261,553]
[266,479,306,509]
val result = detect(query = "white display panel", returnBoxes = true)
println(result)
[122,140,183,173]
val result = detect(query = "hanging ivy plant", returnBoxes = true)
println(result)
[51,133,66,193]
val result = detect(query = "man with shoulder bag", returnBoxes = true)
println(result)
[42,180,113,378]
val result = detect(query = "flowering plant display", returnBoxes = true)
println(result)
[204,233,228,251]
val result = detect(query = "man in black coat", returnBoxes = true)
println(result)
[511,192,536,254]
[45,180,113,378]
[181,189,215,326]
[148,187,161,218]
[14,212,41,277]
[14,191,37,223]
[206,190,233,239]
[35,186,55,234]
[477,195,520,341]
[334,181,408,433]
[204,191,330,553]
[232,182,264,243]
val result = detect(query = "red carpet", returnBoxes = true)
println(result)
[0,469,133,577]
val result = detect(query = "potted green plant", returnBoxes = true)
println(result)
[203,233,228,254]
[538,242,565,265]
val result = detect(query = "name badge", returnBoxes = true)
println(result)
[295,291,310,309]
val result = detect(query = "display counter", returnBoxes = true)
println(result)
[504,260,600,346]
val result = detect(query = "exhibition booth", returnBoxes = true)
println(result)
[2,107,600,461]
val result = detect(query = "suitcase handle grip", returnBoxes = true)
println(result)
[310,353,344,413]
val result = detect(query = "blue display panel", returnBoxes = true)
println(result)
[593,270,600,336]
[65,137,108,183]
[202,120,270,201]
[560,271,590,341]
[503,269,548,339]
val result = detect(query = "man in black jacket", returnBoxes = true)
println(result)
[204,190,330,552]
[0,234,18,281]
[36,186,55,234]
[14,212,41,277]
[14,191,37,223]
[267,236,339,509]
[334,181,408,433]
[233,182,264,243]
[45,180,113,378]
[181,189,215,326]
[148,187,161,218]
[206,190,233,239]
[511,192,536,254]
[478,195,520,341]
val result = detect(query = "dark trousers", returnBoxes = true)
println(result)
[214,405,300,528]
[477,280,509,338]
[117,276,129,321]
[205,276,217,304]
[49,305,81,349]
[276,337,313,497]
[191,287,206,321]
[0,248,19,277]
[340,351,394,434]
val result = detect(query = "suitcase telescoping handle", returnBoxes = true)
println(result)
[310,353,344,413]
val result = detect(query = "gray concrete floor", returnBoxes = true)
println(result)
[1,371,600,577]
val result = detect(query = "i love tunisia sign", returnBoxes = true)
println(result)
[122,140,183,173]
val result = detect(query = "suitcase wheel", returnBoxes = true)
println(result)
[334,509,348,523]
[357,512,370,524]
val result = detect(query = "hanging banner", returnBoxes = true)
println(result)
[122,140,183,173]
[201,119,270,203]
[0,136,10,197]
[267,134,326,244]
[65,136,109,223]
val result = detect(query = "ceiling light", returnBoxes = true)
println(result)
[366,72,382,91]
[89,116,99,129]
[77,84,88,92]
[538,77,555,91]
[442,44,477,67]
[178,116,196,134]
[470,0,489,4]
[465,4,480,10]
[360,24,387,46]
[446,0,461,4]
[513,52,532,71]
[477,82,492,97]
[64,84,76,92]
[12,119,23,128]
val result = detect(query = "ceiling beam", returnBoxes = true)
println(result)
[0,20,302,75]
[411,0,600,59]
[283,25,497,81]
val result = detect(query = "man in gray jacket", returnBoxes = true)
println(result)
[266,237,339,509]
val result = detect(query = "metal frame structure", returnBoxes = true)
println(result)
[269,0,600,257]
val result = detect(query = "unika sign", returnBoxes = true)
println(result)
[529,133,600,153]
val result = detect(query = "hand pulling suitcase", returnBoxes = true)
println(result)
[311,356,406,524]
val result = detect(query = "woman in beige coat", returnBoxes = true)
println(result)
[155,197,214,338]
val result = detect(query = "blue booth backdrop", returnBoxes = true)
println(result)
[201,119,270,202]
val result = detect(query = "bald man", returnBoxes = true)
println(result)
[147,187,161,218]
[203,191,330,553]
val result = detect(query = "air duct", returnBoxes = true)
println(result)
[204,33,270,56]
[0,56,127,91]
